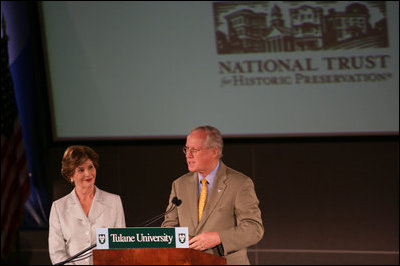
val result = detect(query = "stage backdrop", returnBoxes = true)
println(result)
[39,1,399,140]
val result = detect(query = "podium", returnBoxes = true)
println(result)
[93,248,226,265]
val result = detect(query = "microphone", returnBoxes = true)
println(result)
[136,196,182,227]
[172,196,182,206]
[54,243,97,265]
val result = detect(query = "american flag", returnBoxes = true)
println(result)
[1,14,30,259]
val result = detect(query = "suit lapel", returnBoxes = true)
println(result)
[67,189,87,221]
[89,187,107,220]
[186,173,199,228]
[66,186,106,221]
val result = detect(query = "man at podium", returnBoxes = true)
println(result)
[162,125,264,265]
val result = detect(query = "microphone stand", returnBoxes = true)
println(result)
[136,197,181,227]
[54,243,97,265]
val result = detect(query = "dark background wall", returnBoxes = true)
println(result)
[6,137,398,265]
[2,2,399,265]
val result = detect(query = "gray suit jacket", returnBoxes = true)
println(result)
[48,186,125,265]
[162,162,264,265]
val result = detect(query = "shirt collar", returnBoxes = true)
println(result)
[198,160,220,186]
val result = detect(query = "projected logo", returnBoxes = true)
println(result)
[214,1,395,88]
[213,1,388,54]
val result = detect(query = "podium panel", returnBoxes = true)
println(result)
[93,248,226,265]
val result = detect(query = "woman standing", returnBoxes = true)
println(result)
[48,145,125,265]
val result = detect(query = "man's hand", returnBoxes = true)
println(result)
[189,232,221,251]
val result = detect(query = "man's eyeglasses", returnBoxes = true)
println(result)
[182,146,211,155]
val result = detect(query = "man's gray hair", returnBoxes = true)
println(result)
[191,125,223,158]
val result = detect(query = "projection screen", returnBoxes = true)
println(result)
[39,1,399,140]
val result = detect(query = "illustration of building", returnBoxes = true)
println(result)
[224,9,267,53]
[290,5,324,51]
[324,3,371,44]
[214,1,387,54]
[265,5,294,52]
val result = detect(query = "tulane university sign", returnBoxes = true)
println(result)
[96,227,189,249]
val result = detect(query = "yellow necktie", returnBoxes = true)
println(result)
[198,178,208,221]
